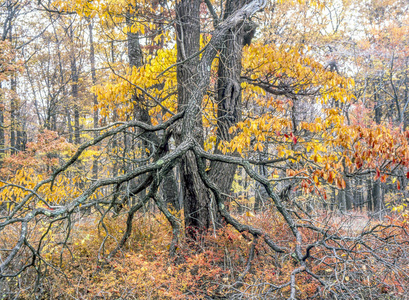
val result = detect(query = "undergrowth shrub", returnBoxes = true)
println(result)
[1,210,409,299]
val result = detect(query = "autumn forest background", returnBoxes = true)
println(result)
[1,0,409,299]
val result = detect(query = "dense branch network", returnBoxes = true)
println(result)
[1,0,409,299]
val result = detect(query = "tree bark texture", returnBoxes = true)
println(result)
[176,0,212,237]
[176,0,265,236]
[208,0,252,212]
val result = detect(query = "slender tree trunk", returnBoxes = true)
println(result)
[338,189,346,212]
[9,77,24,152]
[17,121,25,151]
[9,14,16,152]
[359,178,364,211]
[373,179,383,213]
[66,107,73,144]
[372,89,384,215]
[331,188,336,211]
[353,178,362,211]
[345,177,353,210]
[0,82,4,165]
[10,75,16,154]
[71,59,80,145]
[366,178,373,212]
[67,25,80,146]
[255,151,268,212]
[89,20,98,180]
[4,2,21,155]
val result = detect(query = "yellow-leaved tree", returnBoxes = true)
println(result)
[1,0,409,299]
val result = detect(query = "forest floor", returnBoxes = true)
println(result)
[1,209,409,299]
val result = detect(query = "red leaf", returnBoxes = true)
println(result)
[375,168,380,180]
[292,136,297,144]
[397,180,401,190]
[328,172,334,184]
[406,171,409,179]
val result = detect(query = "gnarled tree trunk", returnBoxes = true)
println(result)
[208,0,255,220]
[176,0,212,238]
[177,0,258,237]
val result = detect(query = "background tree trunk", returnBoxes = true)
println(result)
[126,8,179,209]
[0,83,4,165]
[89,20,98,180]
